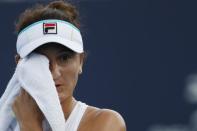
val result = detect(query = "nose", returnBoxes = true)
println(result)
[49,61,61,80]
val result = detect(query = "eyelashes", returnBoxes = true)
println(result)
[58,52,75,63]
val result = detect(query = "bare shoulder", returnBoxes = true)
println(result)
[79,106,126,131]
[95,108,126,131]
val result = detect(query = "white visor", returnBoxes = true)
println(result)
[16,19,83,58]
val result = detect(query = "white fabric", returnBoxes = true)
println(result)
[0,53,66,131]
[64,101,88,131]
[43,101,88,131]
[16,19,83,58]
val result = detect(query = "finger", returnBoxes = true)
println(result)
[22,89,28,97]
[23,90,32,99]
[21,89,30,99]
[12,97,18,113]
[19,89,29,101]
[20,89,25,97]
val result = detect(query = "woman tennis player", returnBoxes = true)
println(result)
[11,0,126,131]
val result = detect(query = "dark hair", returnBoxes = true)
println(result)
[15,1,87,63]
[15,0,80,34]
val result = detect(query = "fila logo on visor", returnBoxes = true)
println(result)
[43,22,57,34]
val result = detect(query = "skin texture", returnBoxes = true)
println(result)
[12,43,126,131]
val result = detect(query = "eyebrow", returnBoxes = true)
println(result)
[58,46,74,52]
[56,48,75,55]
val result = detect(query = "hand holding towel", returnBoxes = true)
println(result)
[0,53,66,131]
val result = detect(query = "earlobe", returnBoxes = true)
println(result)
[79,67,82,74]
[78,53,85,75]
[79,53,85,65]
[15,54,21,64]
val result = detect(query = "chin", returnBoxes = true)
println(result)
[58,93,69,104]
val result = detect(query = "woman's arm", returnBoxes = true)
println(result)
[12,89,44,131]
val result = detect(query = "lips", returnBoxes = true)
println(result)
[55,84,62,92]
[55,84,61,87]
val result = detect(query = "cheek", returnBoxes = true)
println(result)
[61,62,79,88]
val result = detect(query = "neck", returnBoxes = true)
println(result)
[61,96,77,120]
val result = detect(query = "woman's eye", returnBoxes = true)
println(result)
[60,55,69,61]
[58,52,76,64]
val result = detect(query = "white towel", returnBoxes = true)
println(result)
[0,53,66,131]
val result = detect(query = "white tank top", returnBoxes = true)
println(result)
[43,101,88,131]
[12,101,88,131]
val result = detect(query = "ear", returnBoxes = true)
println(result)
[79,53,85,74]
[15,54,21,64]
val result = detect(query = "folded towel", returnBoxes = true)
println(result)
[0,53,66,131]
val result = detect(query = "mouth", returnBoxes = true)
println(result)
[55,84,61,87]
[55,84,62,92]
